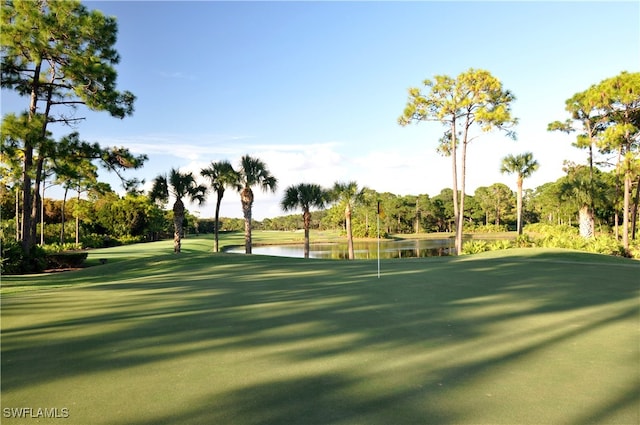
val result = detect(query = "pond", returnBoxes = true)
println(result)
[224,238,455,259]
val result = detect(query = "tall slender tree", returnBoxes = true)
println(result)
[548,89,605,179]
[331,181,365,260]
[548,85,607,238]
[236,155,277,254]
[281,183,328,258]
[201,160,240,252]
[500,152,539,235]
[558,163,608,236]
[399,68,517,254]
[1,0,143,254]
[149,168,206,253]
[595,71,640,253]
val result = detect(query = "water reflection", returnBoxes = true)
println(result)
[225,239,455,259]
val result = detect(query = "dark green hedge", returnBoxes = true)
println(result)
[1,240,47,274]
[46,252,88,269]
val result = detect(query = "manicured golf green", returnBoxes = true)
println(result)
[2,235,639,424]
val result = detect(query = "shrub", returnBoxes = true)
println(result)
[514,234,535,248]
[585,235,626,257]
[45,251,88,269]
[629,241,640,259]
[459,222,639,261]
[466,224,509,233]
[1,239,25,274]
[461,240,490,255]
[117,235,145,245]
[1,240,47,274]
[524,223,578,236]
[489,239,513,251]
[43,242,83,253]
[538,233,584,250]
[81,233,111,248]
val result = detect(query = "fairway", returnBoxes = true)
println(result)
[1,237,639,425]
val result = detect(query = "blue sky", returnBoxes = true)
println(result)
[3,1,639,219]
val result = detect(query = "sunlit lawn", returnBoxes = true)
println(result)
[1,233,639,424]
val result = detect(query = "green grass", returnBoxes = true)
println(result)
[1,234,639,424]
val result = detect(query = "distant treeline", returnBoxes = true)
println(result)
[1,165,637,249]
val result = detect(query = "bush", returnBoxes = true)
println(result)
[524,223,578,236]
[461,240,490,255]
[584,235,626,257]
[458,223,640,261]
[1,239,47,274]
[1,239,25,274]
[514,234,535,248]
[45,251,88,269]
[43,242,83,253]
[116,235,145,245]
[629,241,640,260]
[538,233,584,250]
[81,233,112,248]
[489,239,513,251]
[466,224,510,233]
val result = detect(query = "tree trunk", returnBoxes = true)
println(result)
[29,155,45,249]
[621,126,634,252]
[31,181,41,248]
[516,177,523,235]
[241,188,253,254]
[40,181,45,245]
[15,188,20,241]
[614,147,622,240]
[214,191,224,252]
[578,205,595,238]
[21,149,34,252]
[450,124,460,255]
[173,224,182,254]
[173,199,185,253]
[631,175,639,240]
[303,209,311,259]
[60,187,68,244]
[622,172,630,252]
[75,190,80,245]
[365,211,369,237]
[20,62,42,254]
[455,138,467,255]
[345,204,354,260]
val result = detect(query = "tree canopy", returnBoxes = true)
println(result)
[1,0,144,255]
[399,68,518,254]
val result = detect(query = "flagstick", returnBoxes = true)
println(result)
[377,208,380,279]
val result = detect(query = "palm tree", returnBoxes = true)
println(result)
[500,152,539,235]
[236,155,277,254]
[331,181,365,260]
[149,168,206,253]
[201,160,240,252]
[281,183,328,258]
[558,164,608,238]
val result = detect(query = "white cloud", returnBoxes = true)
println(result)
[91,129,588,221]
[135,140,352,220]
[99,134,255,161]
[157,71,197,81]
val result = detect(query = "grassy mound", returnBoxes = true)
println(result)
[1,236,638,424]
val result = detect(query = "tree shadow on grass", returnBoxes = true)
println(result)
[1,250,638,424]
